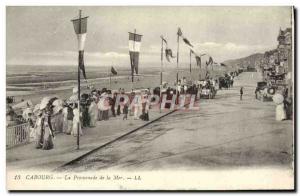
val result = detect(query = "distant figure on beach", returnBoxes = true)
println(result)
[240,87,243,100]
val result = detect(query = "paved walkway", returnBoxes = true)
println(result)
[61,72,293,171]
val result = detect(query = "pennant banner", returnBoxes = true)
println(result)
[183,38,193,47]
[71,17,88,34]
[195,56,201,67]
[177,27,183,36]
[111,66,118,75]
[72,16,88,80]
[206,56,214,66]
[129,32,142,52]
[191,49,202,67]
[129,51,139,74]
[129,32,142,74]
[77,33,87,51]
[78,51,87,79]
[165,49,176,62]
[161,36,176,62]
[177,27,194,48]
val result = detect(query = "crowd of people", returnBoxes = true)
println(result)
[7,87,154,150]
[7,71,239,151]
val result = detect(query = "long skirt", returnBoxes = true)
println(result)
[89,112,97,127]
[35,127,43,149]
[65,120,72,134]
[55,115,64,133]
[102,110,109,120]
[276,104,286,121]
[42,126,54,150]
[35,126,54,150]
[72,121,82,136]
[117,105,121,115]
[63,118,68,133]
[134,106,139,119]
[98,110,103,121]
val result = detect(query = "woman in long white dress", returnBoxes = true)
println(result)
[276,103,287,121]
[88,99,98,127]
[62,106,68,133]
[72,105,83,137]
[34,112,43,149]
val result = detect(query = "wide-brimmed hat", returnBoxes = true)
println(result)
[40,97,51,110]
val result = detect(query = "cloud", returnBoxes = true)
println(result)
[8,41,276,67]
[192,42,276,62]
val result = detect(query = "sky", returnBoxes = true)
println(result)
[6,6,292,67]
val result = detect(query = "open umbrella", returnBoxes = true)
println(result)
[33,103,40,114]
[53,105,63,115]
[53,99,63,107]
[273,93,284,105]
[40,97,51,110]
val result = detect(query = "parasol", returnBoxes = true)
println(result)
[33,104,40,113]
[53,99,63,107]
[273,93,284,105]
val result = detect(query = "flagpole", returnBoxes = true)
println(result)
[77,9,81,150]
[176,30,179,84]
[176,28,180,105]
[160,36,164,113]
[190,49,192,80]
[109,66,112,90]
[131,29,136,91]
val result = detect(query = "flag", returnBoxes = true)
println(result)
[177,27,183,36]
[177,27,193,48]
[78,51,86,79]
[183,38,193,47]
[161,36,168,45]
[129,32,142,74]
[206,56,214,66]
[195,56,201,67]
[111,66,117,75]
[161,36,175,62]
[165,49,176,62]
[190,50,201,67]
[72,16,88,80]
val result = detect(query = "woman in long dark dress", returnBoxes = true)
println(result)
[35,110,54,150]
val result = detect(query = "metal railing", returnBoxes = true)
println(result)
[6,123,30,149]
